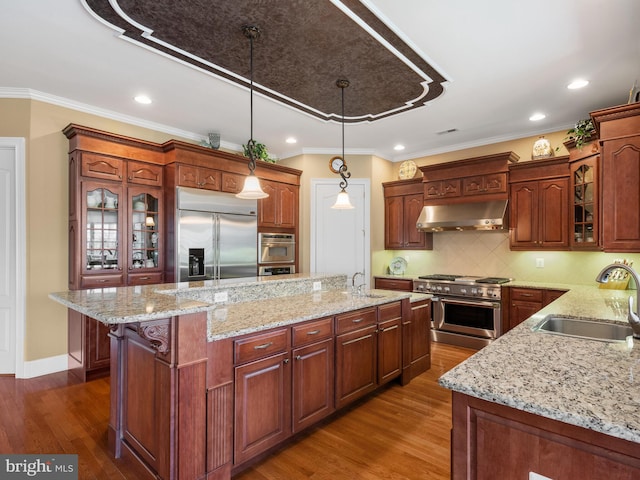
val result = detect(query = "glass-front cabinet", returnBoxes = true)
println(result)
[83,182,123,273]
[129,188,162,271]
[570,156,599,249]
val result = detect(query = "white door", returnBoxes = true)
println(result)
[310,179,370,288]
[0,138,25,375]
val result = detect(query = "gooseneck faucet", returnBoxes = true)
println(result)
[595,263,640,338]
[352,271,365,295]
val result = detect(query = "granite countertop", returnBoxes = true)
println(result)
[439,284,640,444]
[49,274,412,342]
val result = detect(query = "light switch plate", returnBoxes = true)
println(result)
[214,291,228,303]
[313,281,322,291]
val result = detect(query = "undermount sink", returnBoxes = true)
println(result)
[532,315,633,342]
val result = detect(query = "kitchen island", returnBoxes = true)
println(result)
[440,284,640,479]
[50,273,430,480]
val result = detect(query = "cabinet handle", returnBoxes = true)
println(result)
[295,355,302,360]
[352,318,363,323]
[521,293,533,297]
[138,276,150,280]
[253,342,273,350]
[283,358,289,364]
[378,327,384,332]
[306,330,320,335]
[97,279,108,283]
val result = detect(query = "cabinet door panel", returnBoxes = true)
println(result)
[292,339,334,433]
[510,182,538,247]
[81,153,124,181]
[127,161,163,186]
[539,178,569,248]
[234,353,291,465]
[404,194,426,248]
[602,139,640,250]
[378,317,402,385]
[277,184,297,228]
[384,196,404,249]
[410,300,431,372]
[87,316,111,370]
[335,325,377,409]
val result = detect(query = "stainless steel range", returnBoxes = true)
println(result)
[413,274,511,349]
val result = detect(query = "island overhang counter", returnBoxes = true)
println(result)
[439,284,640,479]
[50,273,430,480]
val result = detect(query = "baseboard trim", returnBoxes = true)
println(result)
[20,354,68,379]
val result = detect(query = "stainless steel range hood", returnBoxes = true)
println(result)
[416,200,508,232]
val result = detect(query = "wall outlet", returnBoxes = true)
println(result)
[529,472,553,480]
[313,281,322,291]
[536,258,545,268]
[214,291,228,303]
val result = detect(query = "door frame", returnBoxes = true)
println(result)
[310,178,370,281]
[0,137,26,377]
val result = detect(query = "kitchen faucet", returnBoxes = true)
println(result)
[352,271,366,295]
[595,263,640,338]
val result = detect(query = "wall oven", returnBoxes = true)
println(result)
[414,274,509,349]
[258,233,295,264]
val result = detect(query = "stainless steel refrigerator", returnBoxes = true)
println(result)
[176,186,257,281]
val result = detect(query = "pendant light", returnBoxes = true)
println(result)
[331,79,354,210]
[237,25,269,200]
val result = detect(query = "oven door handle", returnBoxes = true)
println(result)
[438,297,500,308]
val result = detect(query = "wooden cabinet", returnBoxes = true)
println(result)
[451,392,640,480]
[404,299,431,382]
[383,178,432,250]
[419,151,518,205]
[374,277,414,291]
[592,103,640,252]
[291,316,334,433]
[335,303,404,409]
[177,164,221,190]
[509,157,570,250]
[567,140,600,250]
[377,302,402,385]
[233,328,291,465]
[505,287,567,332]
[258,180,298,229]
[335,308,378,409]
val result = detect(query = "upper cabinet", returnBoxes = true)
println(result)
[567,139,600,250]
[419,152,519,205]
[383,178,432,250]
[258,180,299,230]
[509,157,570,250]
[591,103,640,252]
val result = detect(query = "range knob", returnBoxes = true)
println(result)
[460,288,467,294]
[471,288,478,296]
[443,286,451,293]
[436,285,443,292]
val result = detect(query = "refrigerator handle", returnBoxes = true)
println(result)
[215,215,221,280]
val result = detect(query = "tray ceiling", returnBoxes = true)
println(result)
[85,0,447,123]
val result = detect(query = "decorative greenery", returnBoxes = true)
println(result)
[243,141,276,163]
[564,118,596,149]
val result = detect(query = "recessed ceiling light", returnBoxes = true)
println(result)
[134,95,152,104]
[394,144,405,151]
[285,137,297,144]
[529,113,546,121]
[567,79,589,90]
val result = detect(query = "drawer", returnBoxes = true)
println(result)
[336,307,377,335]
[374,278,413,291]
[234,328,289,365]
[80,274,124,289]
[292,316,333,346]
[378,301,402,322]
[127,272,163,286]
[510,287,543,303]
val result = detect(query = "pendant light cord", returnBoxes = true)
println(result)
[337,79,351,191]
[243,25,260,174]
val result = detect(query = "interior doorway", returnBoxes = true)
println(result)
[0,138,25,376]
[310,178,370,288]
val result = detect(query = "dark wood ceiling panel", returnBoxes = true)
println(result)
[84,0,447,123]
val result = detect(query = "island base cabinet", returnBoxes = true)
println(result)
[68,310,111,382]
[451,392,640,480]
[292,338,335,433]
[234,352,291,466]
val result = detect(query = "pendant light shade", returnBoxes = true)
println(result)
[331,79,354,210]
[237,25,268,200]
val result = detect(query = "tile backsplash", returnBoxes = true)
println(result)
[384,231,640,286]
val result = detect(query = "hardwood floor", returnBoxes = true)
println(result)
[0,343,473,479]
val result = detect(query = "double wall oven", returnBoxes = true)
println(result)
[413,274,511,349]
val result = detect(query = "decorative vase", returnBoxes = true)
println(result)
[532,136,553,159]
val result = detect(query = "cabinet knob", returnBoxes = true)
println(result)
[295,355,302,360]
[283,358,289,364]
